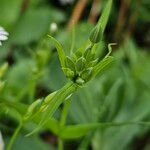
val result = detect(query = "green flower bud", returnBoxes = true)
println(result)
[65,56,76,72]
[84,45,92,60]
[76,57,86,72]
[74,51,83,59]
[40,91,57,112]
[62,67,75,78]
[24,99,42,120]
[44,91,57,104]
[89,25,102,43]
[76,77,85,85]
[83,45,95,62]
[81,67,93,82]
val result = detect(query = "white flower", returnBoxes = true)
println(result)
[50,22,58,33]
[0,26,9,46]
[0,131,4,150]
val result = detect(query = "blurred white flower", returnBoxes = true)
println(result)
[0,27,9,46]
[50,22,58,33]
[0,131,4,150]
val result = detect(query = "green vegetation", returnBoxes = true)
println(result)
[0,0,150,150]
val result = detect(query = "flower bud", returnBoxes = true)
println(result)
[62,67,75,78]
[84,45,92,59]
[89,25,102,43]
[40,91,57,112]
[81,67,93,82]
[74,51,83,59]
[50,22,58,33]
[76,77,85,85]
[24,99,42,120]
[76,57,86,72]
[65,56,76,72]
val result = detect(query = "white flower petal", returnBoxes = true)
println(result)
[0,26,9,45]
[0,30,9,36]
[0,35,8,41]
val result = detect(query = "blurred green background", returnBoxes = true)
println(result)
[0,0,150,150]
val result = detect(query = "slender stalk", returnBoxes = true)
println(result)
[70,26,75,55]
[58,99,72,150]
[58,138,63,150]
[29,80,36,103]
[60,100,71,127]
[7,120,23,150]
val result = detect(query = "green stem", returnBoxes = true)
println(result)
[58,100,71,150]
[60,100,71,127]
[58,138,63,150]
[29,79,36,103]
[7,120,23,150]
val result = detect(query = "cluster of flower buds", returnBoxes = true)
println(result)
[49,0,113,86]
[62,43,98,85]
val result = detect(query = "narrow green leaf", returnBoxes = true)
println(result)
[59,121,150,139]
[48,35,66,67]
[92,42,115,77]
[1,100,60,135]
[92,56,114,78]
[98,0,113,33]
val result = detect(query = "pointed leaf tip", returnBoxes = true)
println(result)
[48,35,66,67]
